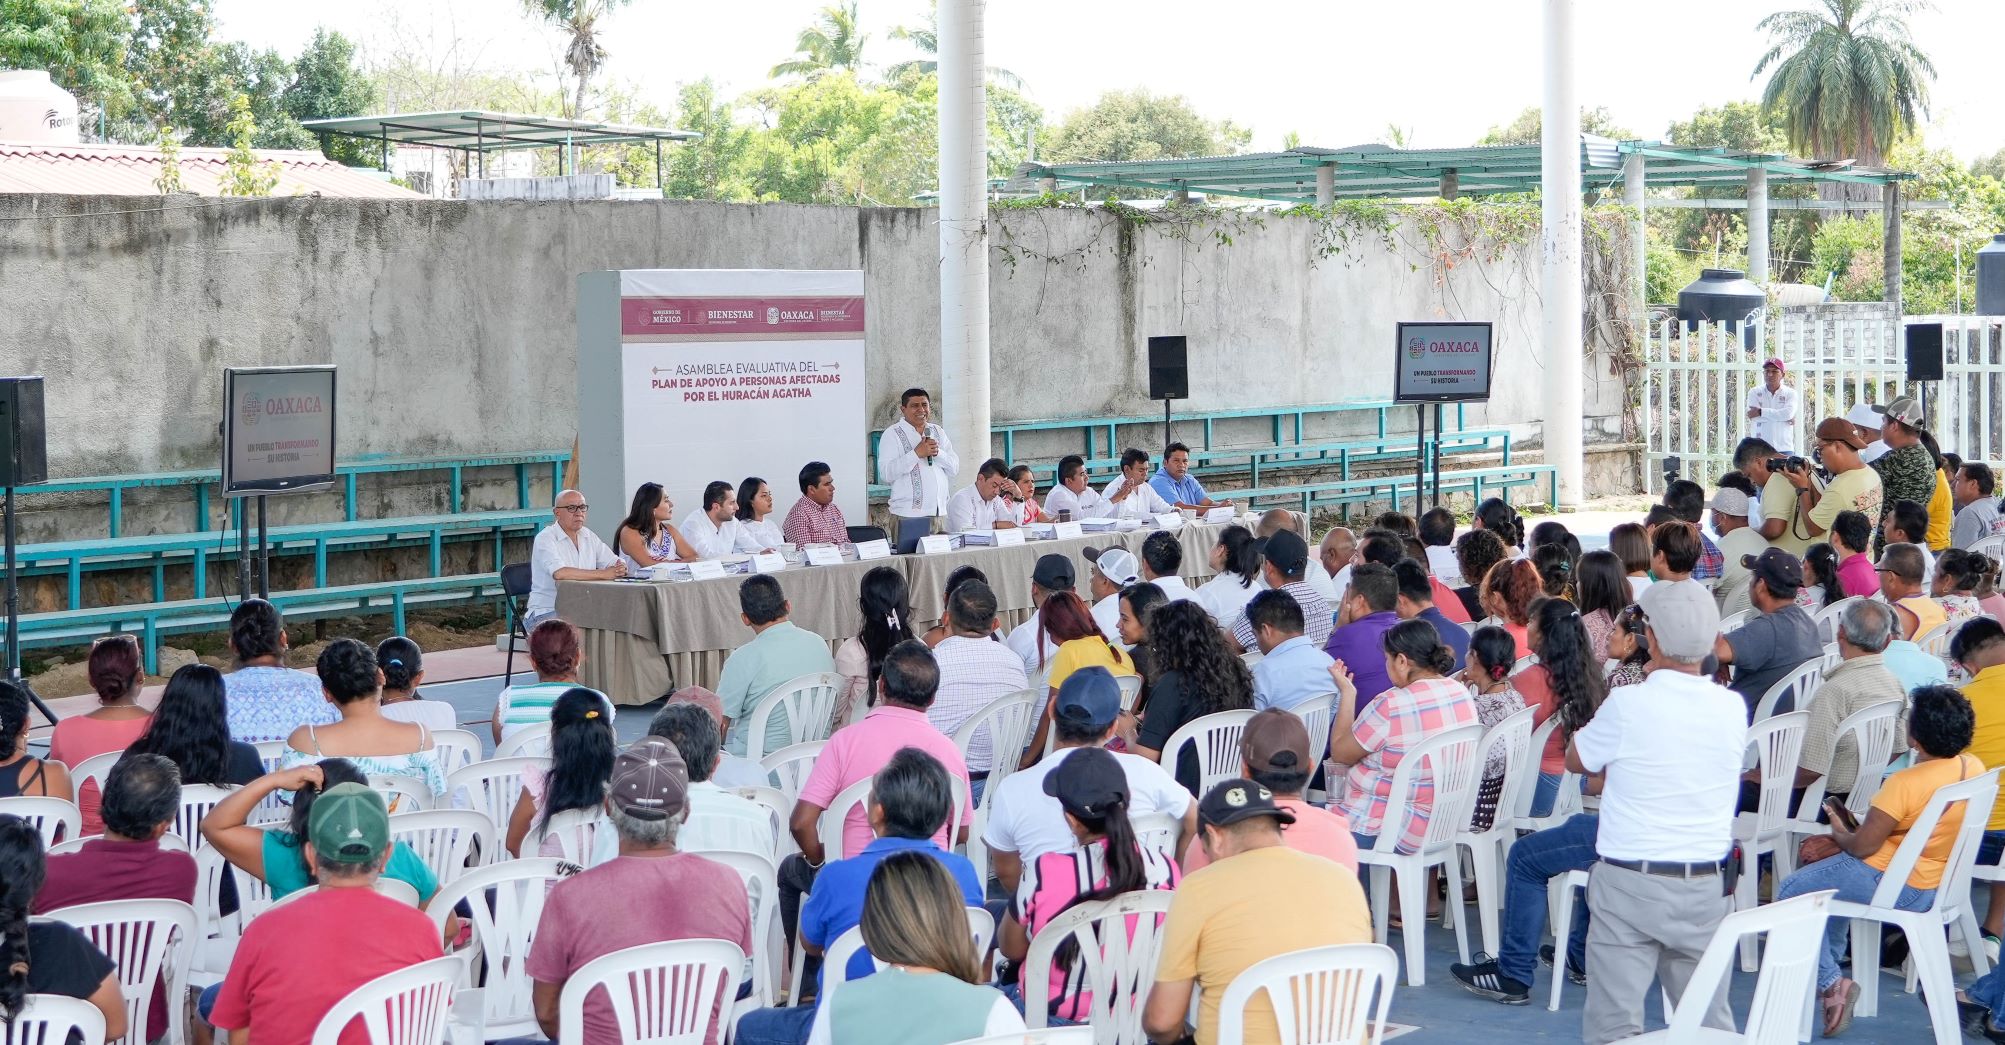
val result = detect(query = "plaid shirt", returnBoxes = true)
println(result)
[781,494,849,546]
[928,635,1029,771]
[1340,675,1478,853]
[1694,531,1725,580]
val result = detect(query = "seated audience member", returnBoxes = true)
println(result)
[1480,558,1543,654]
[1710,487,1768,615]
[1420,506,1463,583]
[1575,549,1634,662]
[736,476,786,549]
[1648,520,1702,585]
[1245,589,1338,714]
[1605,604,1652,689]
[999,745,1181,1021]
[1608,522,1653,598]
[717,574,837,759]
[1393,557,1470,672]
[1320,526,1358,604]
[1139,530,1199,605]
[1328,620,1479,853]
[1778,685,1979,1037]
[51,634,151,835]
[375,636,458,734]
[1041,454,1110,521]
[1007,464,1044,525]
[1798,600,1908,800]
[1023,591,1135,764]
[783,461,851,546]
[1713,549,1822,717]
[201,760,439,903]
[209,784,443,1045]
[124,664,264,787]
[1531,543,1576,602]
[1102,448,1176,521]
[1453,528,1510,620]
[835,566,915,722]
[614,481,695,569]
[684,479,771,558]
[1473,497,1526,558]
[1151,441,1230,511]
[1514,598,1609,818]
[1004,555,1070,679]
[946,457,1021,532]
[222,597,337,744]
[1196,524,1263,625]
[506,688,618,859]
[1953,461,2004,550]
[1085,547,1140,645]
[986,668,1193,891]
[1831,509,1881,598]
[1142,779,1372,1045]
[659,687,768,788]
[493,619,613,745]
[1183,709,1357,873]
[0,815,126,1039]
[1955,618,2005,943]
[1798,542,1846,610]
[33,753,194,1044]
[1878,542,1945,642]
[1118,582,1167,709]
[1228,529,1333,651]
[1462,626,1528,832]
[1133,601,1256,795]
[1934,547,1993,629]
[1643,504,1680,536]
[528,491,625,630]
[527,739,751,1045]
[280,638,445,802]
[1323,563,1401,713]
[1884,499,1932,564]
[648,702,776,854]
[806,852,1024,1045]
[930,580,1031,784]
[920,565,994,645]
[1664,479,1726,581]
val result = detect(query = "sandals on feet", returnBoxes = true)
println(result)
[1820,978,1858,1038]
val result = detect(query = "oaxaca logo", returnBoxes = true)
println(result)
[1406,336,1426,360]
[247,394,325,423]
[766,306,781,324]
[240,390,262,427]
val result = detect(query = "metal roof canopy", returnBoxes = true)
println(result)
[300,111,699,151]
[1013,138,1914,204]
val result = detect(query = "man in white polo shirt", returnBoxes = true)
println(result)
[1084,546,1141,643]
[946,457,1020,533]
[1041,455,1111,521]
[1138,531,1199,605]
[1568,581,1748,1043]
[1103,448,1175,521]
[526,489,625,629]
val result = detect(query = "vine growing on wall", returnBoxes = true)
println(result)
[989,195,1267,274]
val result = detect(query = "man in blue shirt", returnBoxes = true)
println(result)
[716,574,838,760]
[1323,563,1401,714]
[1392,558,1469,674]
[1248,589,1338,712]
[1149,442,1233,512]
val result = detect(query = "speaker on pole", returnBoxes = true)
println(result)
[0,378,46,488]
[1906,323,1945,382]
[1147,336,1188,401]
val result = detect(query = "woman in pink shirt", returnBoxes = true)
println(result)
[50,635,153,836]
[1831,510,1880,599]
[1008,464,1044,525]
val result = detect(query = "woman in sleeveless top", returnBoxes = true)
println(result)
[0,680,69,801]
[50,635,152,834]
[277,639,446,804]
[504,689,616,860]
[614,482,695,571]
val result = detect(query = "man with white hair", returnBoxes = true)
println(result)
[527,489,624,629]
[1795,599,1907,802]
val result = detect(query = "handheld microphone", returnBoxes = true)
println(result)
[924,423,936,466]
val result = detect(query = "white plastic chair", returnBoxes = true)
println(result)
[696,849,780,1010]
[371,773,438,813]
[47,832,188,856]
[447,756,550,861]
[743,671,845,764]
[1216,942,1399,1045]
[388,808,494,887]
[1115,674,1144,714]
[1509,654,1539,678]
[425,858,568,1043]
[1752,660,1823,721]
[1818,642,1844,674]
[1547,868,1592,1012]
[759,741,828,804]
[945,1030,1095,1045]
[1131,812,1181,861]
[1240,650,1265,669]
[177,783,236,852]
[539,807,611,867]
[725,785,792,861]
[1507,716,1581,844]
[787,777,875,1003]
[5,994,106,1045]
[1814,597,1862,645]
[248,741,292,824]
[309,953,460,1045]
[69,749,123,810]
[1162,710,1258,797]
[1731,711,1808,971]
[1453,705,1539,957]
[1627,890,1836,1043]
[953,689,1040,789]
[430,728,482,775]
[189,843,274,990]
[265,877,422,910]
[1022,891,1175,1040]
[0,795,80,847]
[817,907,992,1011]
[1282,691,1338,761]
[1356,722,1484,986]
[1775,699,1903,880]
[1716,609,1752,633]
[1918,622,1956,660]
[554,938,743,1045]
[48,897,197,1045]
[1830,768,1998,1043]
[494,721,553,759]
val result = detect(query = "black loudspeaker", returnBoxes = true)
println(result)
[0,378,45,487]
[1906,323,1945,381]
[1148,336,1188,400]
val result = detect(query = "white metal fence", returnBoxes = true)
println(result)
[1643,311,2005,493]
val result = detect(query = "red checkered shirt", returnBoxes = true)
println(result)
[782,495,849,546]
[1340,675,1479,853]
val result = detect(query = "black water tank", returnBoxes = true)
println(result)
[1978,234,2005,316]
[1678,269,1766,331]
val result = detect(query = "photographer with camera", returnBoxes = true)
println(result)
[1737,437,1812,556]
[1780,418,1885,544]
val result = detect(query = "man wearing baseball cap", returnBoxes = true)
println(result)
[1567,581,1748,1042]
[1868,395,1938,555]
[1846,402,1889,464]
[1084,545,1140,643]
[1778,416,1883,542]
[1183,708,1358,873]
[1713,548,1822,716]
[210,783,445,1045]
[1143,778,1370,1045]
[1004,552,1074,674]
[1226,527,1333,652]
[527,737,752,1045]
[1707,486,1767,616]
[1745,357,1798,454]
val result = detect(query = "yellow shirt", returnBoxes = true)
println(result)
[1866,753,1982,889]
[1927,469,1953,551]
[1809,466,1884,534]
[1761,471,1812,556]
[1156,845,1373,1045]
[1045,637,1135,693]
[1898,595,1946,642]
[1964,664,2005,830]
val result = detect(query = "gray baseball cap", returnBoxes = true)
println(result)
[1636,580,1721,660]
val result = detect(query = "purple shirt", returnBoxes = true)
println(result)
[1325,611,1401,715]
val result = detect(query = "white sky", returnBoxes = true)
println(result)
[210,0,2005,162]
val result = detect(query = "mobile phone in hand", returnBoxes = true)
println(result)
[1823,796,1859,832]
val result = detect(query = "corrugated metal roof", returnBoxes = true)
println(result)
[302,110,697,151]
[0,141,423,198]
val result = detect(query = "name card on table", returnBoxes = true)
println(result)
[920,534,955,555]
[994,527,1026,547]
[1053,521,1084,541]
[1153,512,1183,530]
[854,539,892,561]
[1204,506,1236,524]
[804,545,844,567]
[685,559,728,581]
[752,551,788,573]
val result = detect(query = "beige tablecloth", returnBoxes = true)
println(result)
[558,520,1238,703]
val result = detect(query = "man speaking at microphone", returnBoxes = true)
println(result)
[878,387,961,553]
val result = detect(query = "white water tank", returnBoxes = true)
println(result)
[0,70,81,144]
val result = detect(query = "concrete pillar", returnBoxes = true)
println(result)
[1440,169,1459,200]
[1315,165,1334,207]
[1622,150,1646,336]
[1541,0,1584,507]
[937,0,990,468]
[1038,176,1056,194]
[1884,181,1903,313]
[1746,167,1770,284]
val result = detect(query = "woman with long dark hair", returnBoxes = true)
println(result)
[1116,582,1168,710]
[834,566,915,723]
[998,746,1180,1021]
[375,636,457,733]
[1575,549,1634,662]
[1609,522,1653,598]
[125,664,264,787]
[1528,521,1581,566]
[1513,599,1610,818]
[506,688,617,859]
[1462,626,1526,831]
[1133,600,1254,792]
[50,635,152,835]
[735,476,785,550]
[1327,619,1478,855]
[1021,591,1134,768]
[614,481,696,570]
[0,815,126,1038]
[0,681,68,800]
[1196,524,1263,624]
[199,759,441,903]
[1452,529,1508,621]
[1474,498,1524,558]
[1796,542,1845,610]
[1531,543,1576,603]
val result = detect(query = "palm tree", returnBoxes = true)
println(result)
[770,2,869,80]
[522,0,631,119]
[884,2,1023,90]
[1752,0,1935,170]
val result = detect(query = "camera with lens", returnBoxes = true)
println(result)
[1766,455,1809,474]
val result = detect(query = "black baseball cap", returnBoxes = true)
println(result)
[1740,548,1804,594]
[1198,777,1297,828]
[1031,553,1075,591]
[1258,529,1309,575]
[1041,746,1129,820]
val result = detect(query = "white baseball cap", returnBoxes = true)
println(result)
[1706,488,1751,517]
[1084,547,1140,586]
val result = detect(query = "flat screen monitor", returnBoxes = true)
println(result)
[1394,322,1494,403]
[222,365,337,496]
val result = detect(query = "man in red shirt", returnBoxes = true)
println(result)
[782,460,850,546]
[209,782,443,1045]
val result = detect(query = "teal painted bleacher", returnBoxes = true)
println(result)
[1212,463,1559,515]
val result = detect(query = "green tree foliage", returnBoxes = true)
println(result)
[521,0,631,118]
[1652,101,1816,285]
[883,1,1023,90]
[1753,0,1934,168]
[0,0,133,127]
[284,30,377,165]
[1971,148,2005,182]
[1805,138,2005,312]
[1040,89,1248,164]
[1664,101,1788,153]
[771,1,868,80]
[218,92,280,196]
[1477,105,1632,146]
